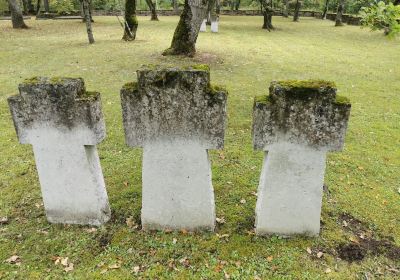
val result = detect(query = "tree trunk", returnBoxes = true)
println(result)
[162,0,208,57]
[8,0,28,29]
[123,0,138,41]
[43,0,49,12]
[335,0,344,26]
[234,0,240,10]
[293,0,301,22]
[322,0,329,19]
[216,0,220,14]
[283,0,289,17]
[36,0,40,15]
[206,0,216,25]
[81,0,94,22]
[260,0,273,30]
[81,0,95,43]
[145,0,159,21]
[172,0,179,14]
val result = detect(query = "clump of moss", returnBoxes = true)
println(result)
[23,76,41,85]
[254,95,271,105]
[334,95,351,105]
[277,80,336,89]
[49,77,65,84]
[191,64,210,72]
[122,82,138,91]
[76,91,99,101]
[207,83,227,96]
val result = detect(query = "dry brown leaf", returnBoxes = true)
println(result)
[306,247,312,254]
[109,263,121,269]
[317,252,323,258]
[224,271,230,279]
[216,217,226,224]
[325,268,332,274]
[5,255,21,264]
[267,256,273,262]
[133,266,140,274]
[64,263,74,272]
[123,181,129,187]
[100,269,108,274]
[85,227,97,233]
[0,217,8,224]
[126,216,136,228]
[240,199,246,204]
[181,229,188,234]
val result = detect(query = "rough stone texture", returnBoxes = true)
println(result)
[252,80,351,236]
[253,81,351,152]
[121,65,227,231]
[8,77,110,225]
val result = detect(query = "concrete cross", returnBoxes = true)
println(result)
[121,65,227,231]
[252,80,351,236]
[8,77,111,225]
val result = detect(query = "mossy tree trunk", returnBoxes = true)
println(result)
[322,0,329,19]
[8,0,28,29]
[293,0,301,22]
[260,0,273,31]
[123,0,138,41]
[162,0,208,57]
[335,0,344,26]
[283,0,289,18]
[81,0,95,43]
[145,0,159,21]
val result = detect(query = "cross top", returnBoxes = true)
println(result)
[121,65,227,149]
[253,80,351,151]
[8,77,105,144]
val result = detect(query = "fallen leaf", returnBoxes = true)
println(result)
[216,217,226,224]
[218,152,225,160]
[123,181,129,187]
[240,199,246,204]
[96,261,105,268]
[342,220,348,227]
[217,233,230,239]
[126,216,136,228]
[5,255,21,264]
[325,268,332,273]
[108,263,121,269]
[224,271,230,279]
[266,256,273,262]
[60,257,69,267]
[250,191,258,197]
[100,269,108,274]
[317,252,323,258]
[181,229,188,234]
[172,238,177,244]
[85,227,97,233]
[0,217,8,225]
[64,263,74,272]
[306,247,312,254]
[133,266,140,274]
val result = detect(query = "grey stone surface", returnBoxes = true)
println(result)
[253,81,351,152]
[252,80,351,236]
[121,65,227,231]
[121,66,227,149]
[8,77,110,225]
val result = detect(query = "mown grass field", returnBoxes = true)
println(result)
[0,15,399,279]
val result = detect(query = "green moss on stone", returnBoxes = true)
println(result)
[122,82,138,91]
[23,77,41,85]
[277,80,336,90]
[191,64,210,72]
[76,91,99,101]
[207,83,227,95]
[254,95,271,105]
[334,95,351,105]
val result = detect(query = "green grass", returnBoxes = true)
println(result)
[0,15,399,279]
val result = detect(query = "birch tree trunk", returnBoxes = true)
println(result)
[123,0,138,41]
[8,0,28,29]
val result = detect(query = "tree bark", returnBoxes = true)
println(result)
[36,0,40,15]
[283,0,289,17]
[8,0,29,29]
[123,0,138,41]
[206,0,216,25]
[145,0,159,21]
[234,0,240,11]
[172,0,179,14]
[293,0,301,22]
[335,0,344,26]
[162,0,208,57]
[81,0,95,43]
[322,0,329,19]
[260,0,273,30]
[43,0,49,12]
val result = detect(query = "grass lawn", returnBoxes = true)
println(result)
[0,15,399,279]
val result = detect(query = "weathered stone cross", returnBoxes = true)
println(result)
[121,65,227,231]
[252,81,351,236]
[8,77,111,225]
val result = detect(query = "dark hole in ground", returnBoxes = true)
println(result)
[337,243,366,262]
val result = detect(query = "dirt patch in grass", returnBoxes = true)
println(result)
[336,213,400,262]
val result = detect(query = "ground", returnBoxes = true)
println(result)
[0,15,399,279]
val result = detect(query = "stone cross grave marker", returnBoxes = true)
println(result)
[121,65,227,231]
[252,80,351,236]
[8,77,111,225]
